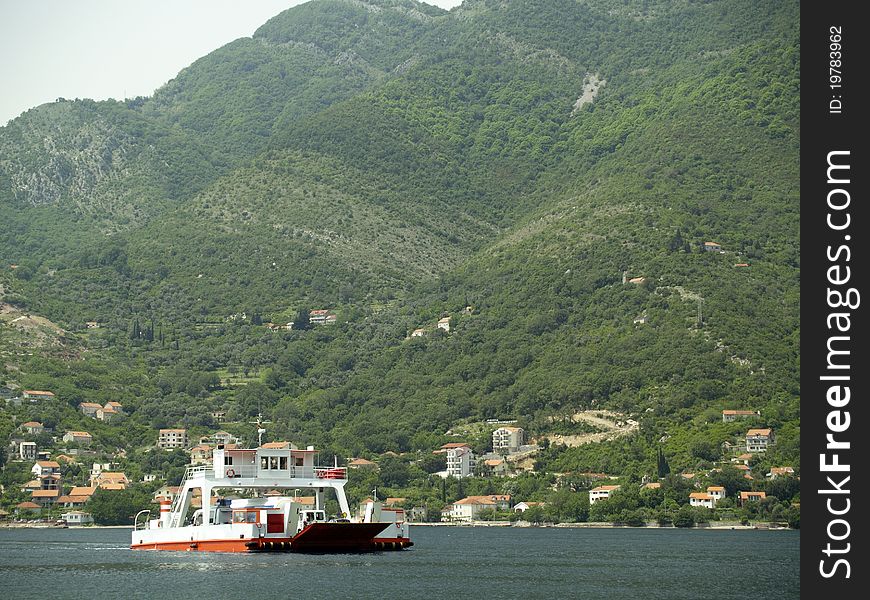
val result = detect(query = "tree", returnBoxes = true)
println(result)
[295,308,310,331]
[88,488,151,525]
[657,448,671,478]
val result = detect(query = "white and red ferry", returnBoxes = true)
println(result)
[131,443,411,552]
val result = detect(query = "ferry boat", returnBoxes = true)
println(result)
[131,443,411,552]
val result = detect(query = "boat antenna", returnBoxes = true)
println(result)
[256,413,266,446]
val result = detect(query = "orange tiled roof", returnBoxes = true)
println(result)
[260,441,291,449]
[746,428,772,436]
[31,489,60,498]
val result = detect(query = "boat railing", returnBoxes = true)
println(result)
[185,465,210,479]
[133,509,151,530]
[314,466,347,480]
[187,464,348,480]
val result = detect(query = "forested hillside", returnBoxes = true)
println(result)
[1,0,799,523]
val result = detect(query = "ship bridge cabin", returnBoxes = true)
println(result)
[164,444,349,529]
[214,444,328,480]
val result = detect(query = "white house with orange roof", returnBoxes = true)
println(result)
[703,241,722,252]
[706,486,726,505]
[444,495,510,522]
[739,491,767,506]
[23,390,55,401]
[437,317,451,332]
[92,472,129,489]
[190,444,213,465]
[767,467,795,479]
[745,428,774,452]
[589,485,620,504]
[514,501,546,513]
[689,492,715,509]
[19,421,44,435]
[31,460,61,477]
[96,405,120,422]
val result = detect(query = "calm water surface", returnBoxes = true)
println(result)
[0,526,798,599]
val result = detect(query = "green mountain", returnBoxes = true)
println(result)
[0,0,799,496]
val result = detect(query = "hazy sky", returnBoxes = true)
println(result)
[0,0,463,126]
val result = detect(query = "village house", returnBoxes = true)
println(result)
[444,444,475,479]
[514,501,546,513]
[78,402,102,417]
[308,309,334,325]
[739,491,767,506]
[31,460,61,478]
[92,472,129,489]
[61,510,94,525]
[31,488,60,508]
[641,482,662,491]
[105,401,124,413]
[16,501,43,515]
[745,428,775,453]
[158,428,189,449]
[734,453,753,465]
[722,409,759,423]
[85,321,101,329]
[153,485,182,502]
[767,467,795,479]
[19,421,44,435]
[57,486,97,509]
[410,328,426,338]
[19,441,38,460]
[62,431,93,446]
[347,458,378,470]
[91,462,119,479]
[190,444,213,465]
[437,317,451,332]
[703,241,722,252]
[492,426,525,454]
[23,390,55,402]
[628,276,647,285]
[483,458,509,476]
[707,486,726,504]
[444,495,510,522]
[689,492,715,509]
[96,406,120,422]
[202,431,239,446]
[589,485,620,504]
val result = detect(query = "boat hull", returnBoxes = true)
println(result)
[131,522,410,553]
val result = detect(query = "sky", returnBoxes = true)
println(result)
[0,0,463,126]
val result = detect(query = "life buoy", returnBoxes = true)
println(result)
[226,469,235,478]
